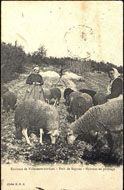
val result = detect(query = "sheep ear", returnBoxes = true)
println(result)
[67,129,73,135]
[48,130,60,136]
[54,130,60,136]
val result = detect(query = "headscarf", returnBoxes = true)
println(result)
[33,66,40,73]
[112,68,120,80]
[107,68,120,94]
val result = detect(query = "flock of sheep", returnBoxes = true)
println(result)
[1,81,123,149]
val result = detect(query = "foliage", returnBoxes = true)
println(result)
[91,61,123,73]
[1,42,27,82]
[42,57,123,75]
[1,41,123,84]
[30,46,47,66]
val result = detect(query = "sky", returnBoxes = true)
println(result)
[1,1,123,66]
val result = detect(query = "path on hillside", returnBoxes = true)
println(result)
[7,70,78,103]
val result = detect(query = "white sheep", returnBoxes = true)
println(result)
[67,98,123,144]
[43,87,61,106]
[15,99,60,145]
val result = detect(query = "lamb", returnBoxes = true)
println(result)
[43,87,61,106]
[15,99,60,145]
[93,92,107,105]
[79,89,96,98]
[2,90,17,112]
[69,93,93,120]
[67,98,123,144]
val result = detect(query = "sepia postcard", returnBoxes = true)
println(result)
[1,1,123,190]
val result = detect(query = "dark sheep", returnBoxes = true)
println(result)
[2,91,17,112]
[44,87,61,105]
[67,91,83,107]
[50,87,61,105]
[79,89,96,98]
[69,93,93,120]
[93,92,107,105]
[65,89,96,106]
[63,88,74,105]
[64,88,74,99]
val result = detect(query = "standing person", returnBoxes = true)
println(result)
[55,65,67,87]
[59,65,64,79]
[106,67,123,100]
[25,66,45,101]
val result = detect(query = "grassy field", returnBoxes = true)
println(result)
[1,66,123,166]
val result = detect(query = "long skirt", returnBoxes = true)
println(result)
[24,84,45,101]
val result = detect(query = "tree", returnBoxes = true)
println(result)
[31,45,47,65]
[1,42,26,82]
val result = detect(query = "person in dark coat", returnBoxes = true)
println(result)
[106,67,123,100]
[24,66,45,101]
[59,66,64,78]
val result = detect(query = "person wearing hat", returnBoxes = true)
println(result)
[106,67,123,100]
[25,66,45,101]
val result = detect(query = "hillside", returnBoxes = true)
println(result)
[1,65,122,165]
[1,42,123,83]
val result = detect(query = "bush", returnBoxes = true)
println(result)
[1,42,27,82]
[30,46,47,66]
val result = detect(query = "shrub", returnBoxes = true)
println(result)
[1,42,26,82]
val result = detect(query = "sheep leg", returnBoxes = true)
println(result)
[46,99,50,104]
[45,99,49,104]
[54,99,57,106]
[75,115,78,120]
[40,128,44,145]
[22,128,31,145]
[6,112,10,124]
[56,98,59,105]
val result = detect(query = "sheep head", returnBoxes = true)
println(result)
[65,95,70,106]
[66,128,77,144]
[47,129,60,144]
